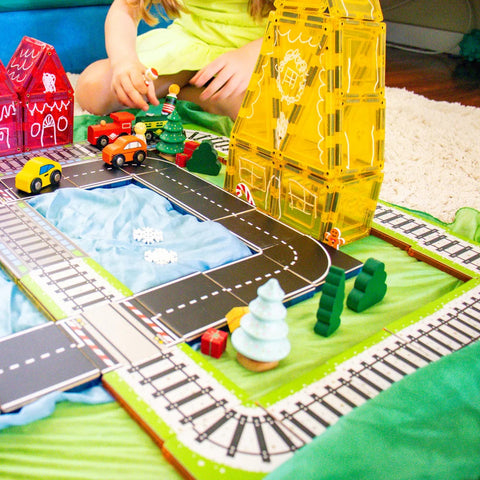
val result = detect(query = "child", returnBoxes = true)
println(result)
[76,0,275,120]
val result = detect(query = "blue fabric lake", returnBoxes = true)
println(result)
[28,183,252,293]
[0,182,251,428]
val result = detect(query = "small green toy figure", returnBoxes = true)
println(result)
[347,257,387,313]
[156,109,185,157]
[314,266,345,337]
[186,140,222,176]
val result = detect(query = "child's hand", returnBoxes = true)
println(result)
[190,38,262,102]
[111,60,159,111]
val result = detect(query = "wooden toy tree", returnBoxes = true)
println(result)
[314,266,345,337]
[156,109,185,156]
[225,0,386,245]
[231,278,290,372]
[347,258,387,312]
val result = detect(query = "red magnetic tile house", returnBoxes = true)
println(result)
[0,60,22,156]
[7,36,74,151]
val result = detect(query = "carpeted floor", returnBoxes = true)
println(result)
[69,73,480,223]
[383,88,480,223]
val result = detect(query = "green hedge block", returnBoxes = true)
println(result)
[347,258,387,313]
[314,266,345,337]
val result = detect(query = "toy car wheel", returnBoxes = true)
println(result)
[50,169,62,185]
[133,150,146,164]
[30,178,43,194]
[97,135,109,149]
[112,154,125,168]
[145,131,153,143]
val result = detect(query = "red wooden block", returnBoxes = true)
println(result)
[201,328,228,359]
[183,140,200,159]
[175,152,188,168]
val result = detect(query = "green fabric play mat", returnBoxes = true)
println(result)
[1,103,479,480]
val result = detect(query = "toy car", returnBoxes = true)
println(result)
[87,111,135,149]
[15,156,62,194]
[102,135,148,168]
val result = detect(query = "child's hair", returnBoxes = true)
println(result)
[131,0,275,26]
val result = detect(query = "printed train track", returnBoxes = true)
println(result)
[184,129,231,157]
[373,202,480,279]
[0,202,125,318]
[0,142,99,176]
[0,202,79,275]
[105,281,480,476]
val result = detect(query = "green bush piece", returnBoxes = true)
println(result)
[314,266,345,337]
[186,140,221,176]
[347,257,387,313]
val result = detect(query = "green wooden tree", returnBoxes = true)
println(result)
[314,266,345,337]
[156,109,185,155]
[347,257,387,312]
[187,140,221,175]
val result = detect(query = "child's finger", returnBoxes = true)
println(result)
[120,80,148,110]
[191,60,222,87]
[211,76,242,100]
[146,82,160,106]
[200,68,231,100]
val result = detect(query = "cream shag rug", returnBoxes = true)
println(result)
[69,73,479,223]
[383,88,479,223]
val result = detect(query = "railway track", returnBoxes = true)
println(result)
[105,281,480,474]
[0,202,125,317]
[374,202,480,278]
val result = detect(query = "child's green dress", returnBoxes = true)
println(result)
[137,0,268,73]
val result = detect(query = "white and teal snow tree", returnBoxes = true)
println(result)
[231,278,290,372]
[156,109,185,155]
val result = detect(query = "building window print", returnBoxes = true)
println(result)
[42,72,57,93]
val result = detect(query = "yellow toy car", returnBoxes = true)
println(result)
[15,157,62,194]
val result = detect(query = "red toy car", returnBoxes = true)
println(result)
[87,111,135,149]
[102,135,148,168]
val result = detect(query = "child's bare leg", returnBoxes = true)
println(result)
[178,85,243,121]
[76,59,119,115]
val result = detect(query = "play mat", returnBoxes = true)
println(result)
[0,102,480,480]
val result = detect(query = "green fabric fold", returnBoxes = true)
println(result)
[267,340,480,480]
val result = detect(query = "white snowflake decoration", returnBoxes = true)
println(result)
[144,248,178,265]
[133,227,164,244]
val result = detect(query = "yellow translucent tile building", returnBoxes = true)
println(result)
[225,0,386,245]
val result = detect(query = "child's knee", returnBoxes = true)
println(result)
[76,61,114,115]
